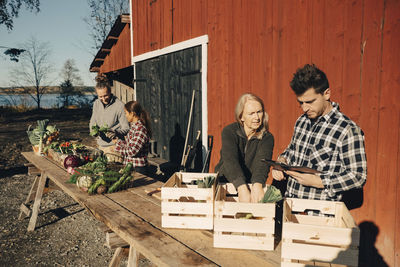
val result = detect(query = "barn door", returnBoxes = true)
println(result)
[135,46,202,171]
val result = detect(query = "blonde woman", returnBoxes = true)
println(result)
[215,93,274,202]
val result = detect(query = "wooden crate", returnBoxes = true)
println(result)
[281,198,360,267]
[213,183,276,251]
[161,172,218,230]
[46,148,68,166]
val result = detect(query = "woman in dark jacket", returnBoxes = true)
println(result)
[215,93,274,202]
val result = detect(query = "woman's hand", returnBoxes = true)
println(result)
[250,183,264,203]
[237,184,251,203]
[272,156,287,181]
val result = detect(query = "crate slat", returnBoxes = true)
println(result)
[214,218,274,234]
[215,200,276,216]
[161,187,214,200]
[214,233,274,250]
[161,201,213,215]
[161,215,213,229]
[283,222,359,246]
[282,241,359,266]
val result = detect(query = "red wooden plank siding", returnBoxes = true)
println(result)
[341,0,363,122]
[231,0,242,116]
[100,25,131,73]
[358,0,383,233]
[341,0,363,221]
[150,0,161,50]
[128,1,400,265]
[375,0,400,264]
[323,0,345,106]
[160,0,172,48]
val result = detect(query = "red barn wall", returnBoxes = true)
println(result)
[99,24,132,74]
[131,0,400,265]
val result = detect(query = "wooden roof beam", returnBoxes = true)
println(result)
[107,36,118,40]
[121,14,130,24]
[90,67,100,73]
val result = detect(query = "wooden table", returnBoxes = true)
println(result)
[20,152,282,266]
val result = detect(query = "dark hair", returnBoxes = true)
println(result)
[125,101,152,138]
[95,74,112,92]
[290,64,329,95]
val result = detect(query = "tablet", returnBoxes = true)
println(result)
[261,159,320,174]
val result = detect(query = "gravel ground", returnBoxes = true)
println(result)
[0,108,150,266]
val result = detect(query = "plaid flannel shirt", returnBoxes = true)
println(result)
[115,120,149,167]
[281,102,367,201]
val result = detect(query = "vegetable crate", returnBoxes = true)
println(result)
[281,198,360,267]
[46,148,68,166]
[161,172,218,230]
[213,183,276,251]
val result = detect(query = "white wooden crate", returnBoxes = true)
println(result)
[161,172,217,229]
[213,183,276,251]
[281,198,360,267]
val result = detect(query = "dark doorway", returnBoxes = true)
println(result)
[135,46,202,171]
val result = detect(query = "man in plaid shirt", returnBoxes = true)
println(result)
[272,64,367,202]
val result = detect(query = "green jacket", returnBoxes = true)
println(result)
[215,122,274,189]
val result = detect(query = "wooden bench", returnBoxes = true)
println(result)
[20,152,282,266]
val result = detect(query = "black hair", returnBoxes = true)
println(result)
[290,64,329,95]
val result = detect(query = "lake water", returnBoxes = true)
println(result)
[0,94,96,108]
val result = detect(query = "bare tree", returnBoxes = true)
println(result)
[84,0,129,54]
[0,0,40,31]
[9,36,53,109]
[61,59,82,85]
[58,59,84,107]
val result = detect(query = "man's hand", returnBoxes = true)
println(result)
[285,171,324,188]
[250,183,264,203]
[237,184,251,203]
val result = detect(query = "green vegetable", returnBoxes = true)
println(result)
[90,124,109,137]
[196,176,215,188]
[259,185,283,203]
[67,173,79,184]
[238,213,254,219]
[107,163,133,193]
[27,119,49,145]
[101,170,122,182]
[88,178,106,194]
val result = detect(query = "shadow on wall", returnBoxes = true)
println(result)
[169,123,185,165]
[330,221,388,267]
[358,221,389,267]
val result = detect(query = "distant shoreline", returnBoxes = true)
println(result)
[0,86,95,95]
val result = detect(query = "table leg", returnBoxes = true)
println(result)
[18,175,40,220]
[27,172,48,232]
[109,247,126,267]
[127,245,140,267]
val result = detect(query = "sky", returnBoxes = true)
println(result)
[0,0,97,87]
